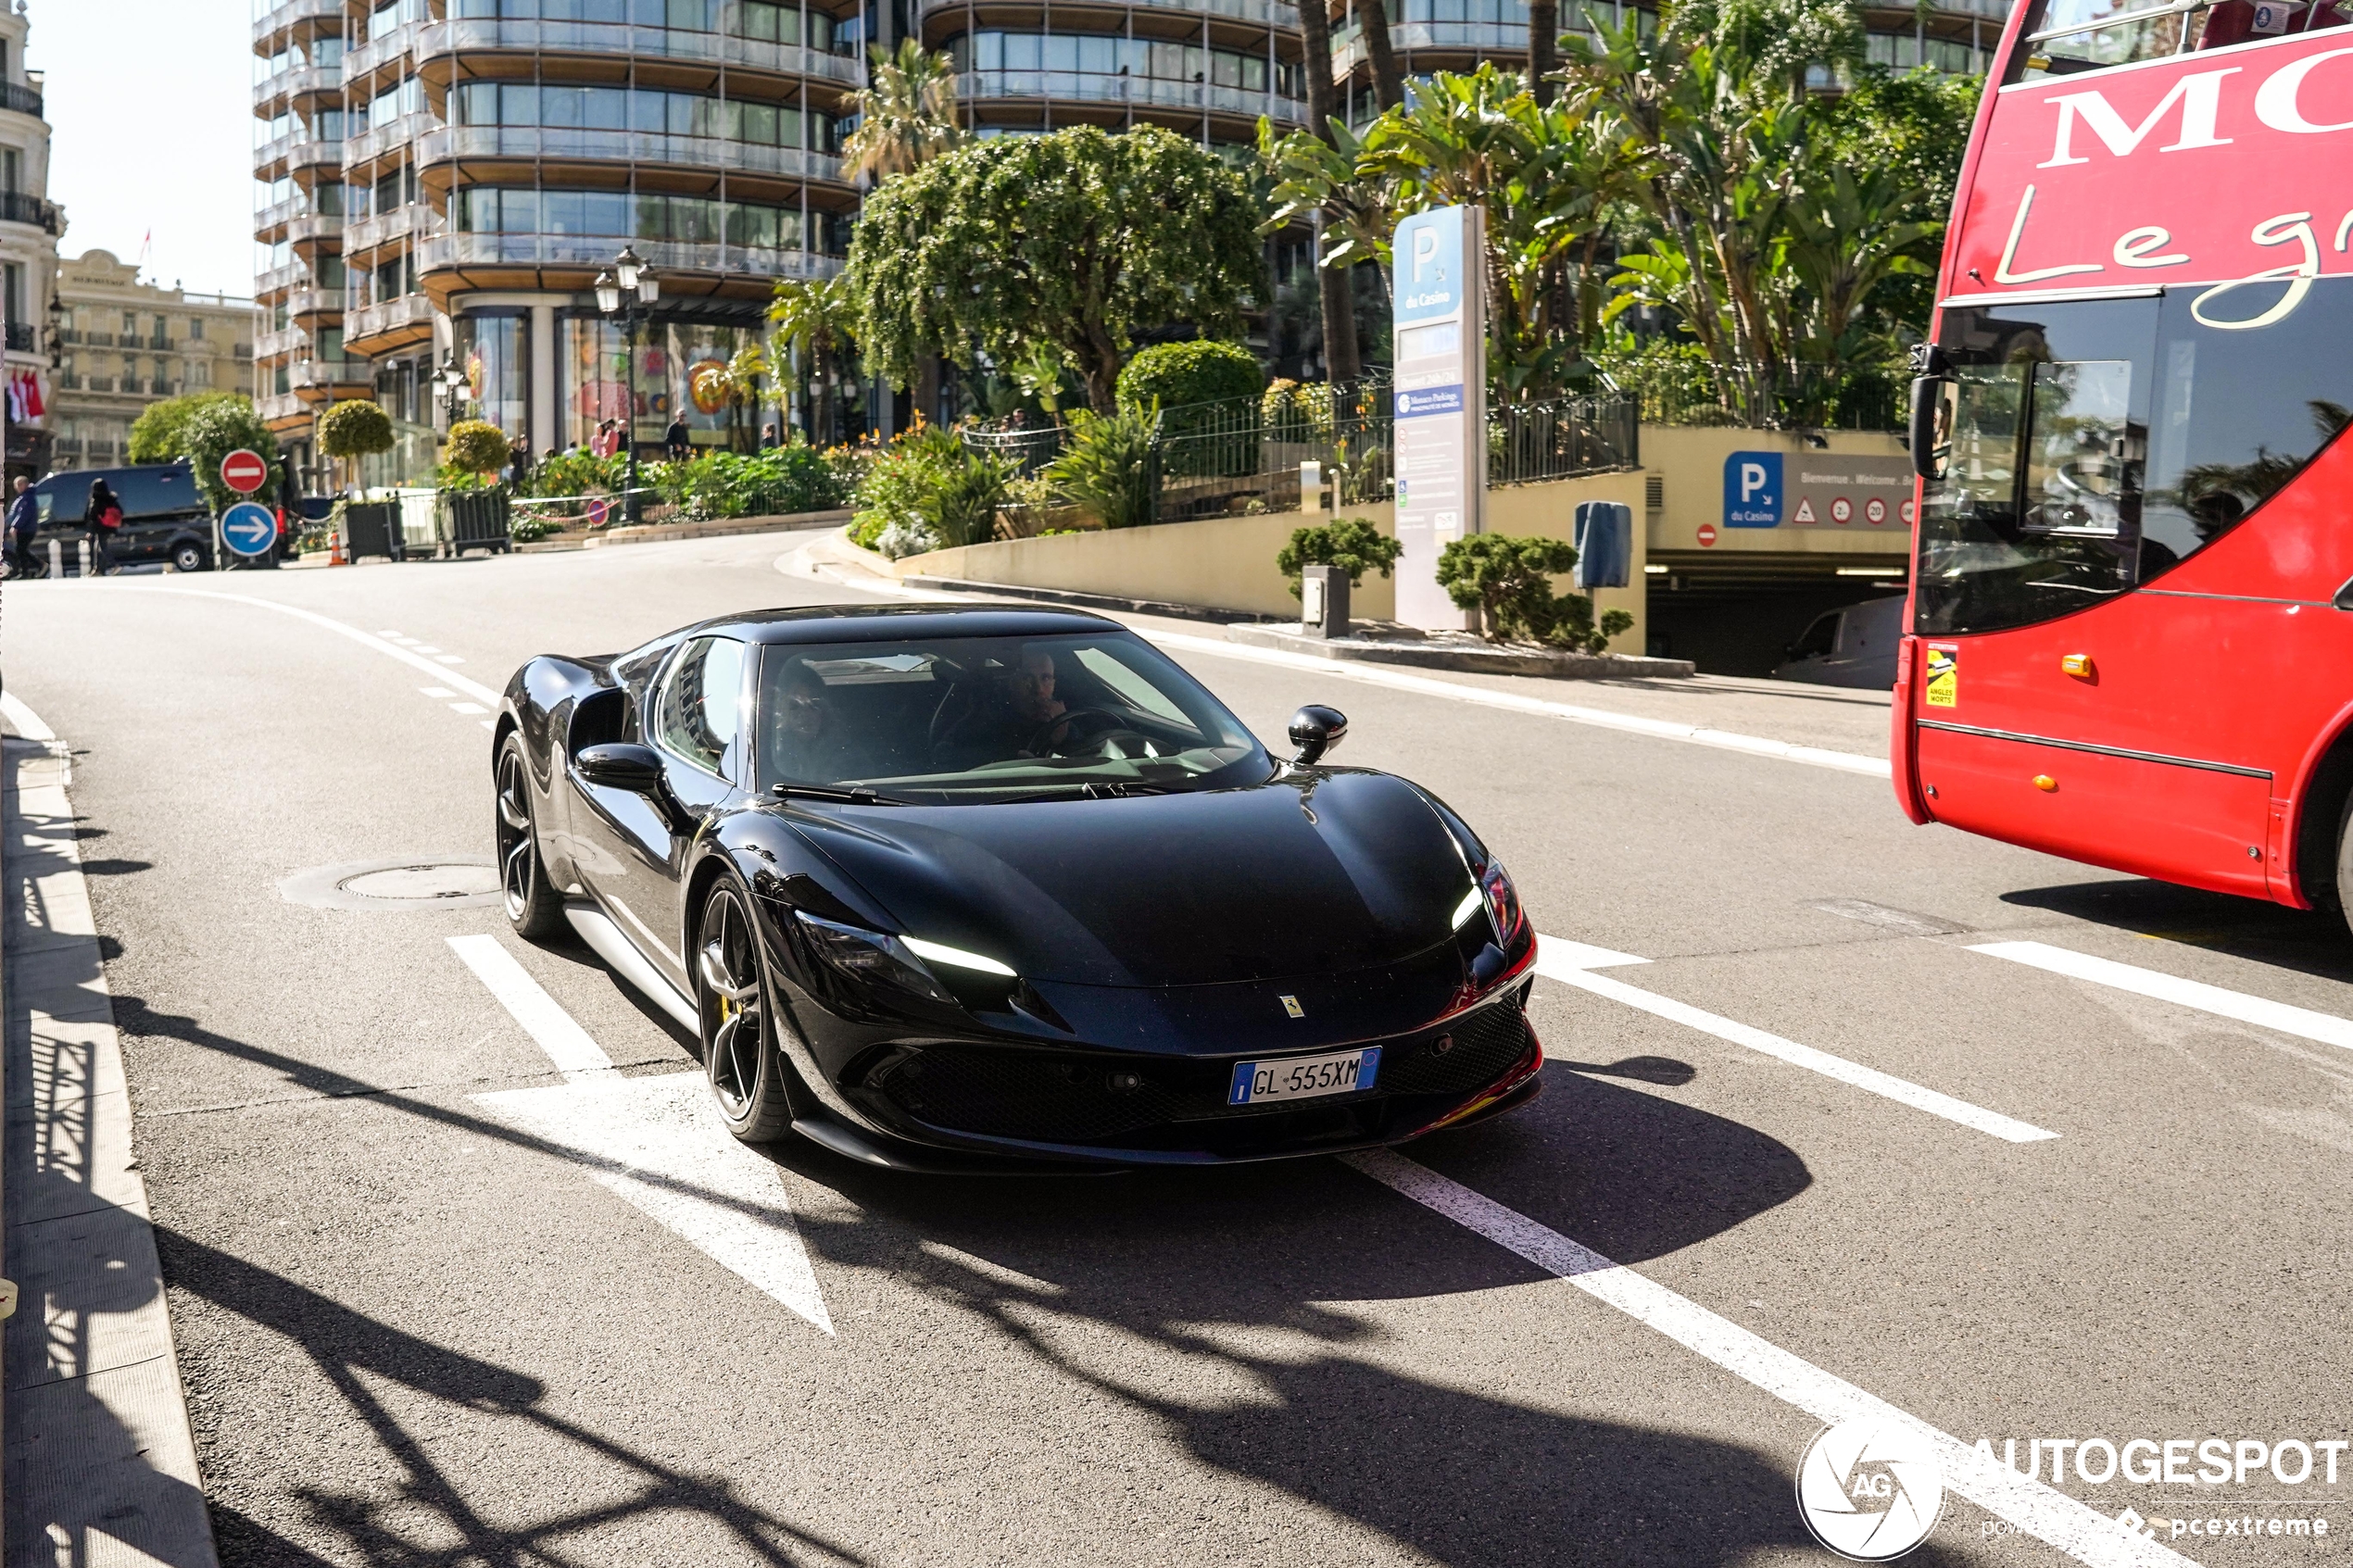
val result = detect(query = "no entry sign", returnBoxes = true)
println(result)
[220,449,270,495]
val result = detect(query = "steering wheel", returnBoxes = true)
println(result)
[1027,707,1132,757]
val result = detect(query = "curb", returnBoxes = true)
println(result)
[1,705,220,1568]
[1223,622,1696,681]
[899,577,1281,625]
[583,508,854,549]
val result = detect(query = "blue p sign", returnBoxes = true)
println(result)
[1724,451,1783,528]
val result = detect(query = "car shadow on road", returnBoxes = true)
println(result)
[2001,878,2353,985]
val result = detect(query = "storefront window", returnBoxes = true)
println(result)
[457,313,530,438]
[561,318,767,453]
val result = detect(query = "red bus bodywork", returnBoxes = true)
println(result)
[1897,15,2353,909]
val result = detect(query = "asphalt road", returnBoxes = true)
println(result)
[5,531,2349,1567]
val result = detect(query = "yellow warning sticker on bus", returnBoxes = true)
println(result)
[1923,646,1957,708]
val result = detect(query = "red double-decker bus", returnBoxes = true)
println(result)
[1894,0,2353,922]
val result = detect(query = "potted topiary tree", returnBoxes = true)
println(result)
[441,419,517,553]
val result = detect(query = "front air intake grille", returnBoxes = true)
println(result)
[868,1004,1532,1148]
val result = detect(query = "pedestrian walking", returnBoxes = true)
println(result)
[87,477,123,576]
[6,476,37,578]
[665,413,690,462]
[760,421,778,450]
[508,437,532,489]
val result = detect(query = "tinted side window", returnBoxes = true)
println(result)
[117,468,196,518]
[34,479,81,526]
[654,636,746,779]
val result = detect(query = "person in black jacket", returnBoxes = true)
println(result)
[86,478,123,577]
[5,477,37,577]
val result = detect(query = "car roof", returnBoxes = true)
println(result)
[691,603,1126,646]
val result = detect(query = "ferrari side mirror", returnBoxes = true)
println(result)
[575,742,666,794]
[1288,705,1348,765]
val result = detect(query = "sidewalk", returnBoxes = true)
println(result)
[2,707,216,1568]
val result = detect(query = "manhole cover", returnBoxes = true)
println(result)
[280,855,503,911]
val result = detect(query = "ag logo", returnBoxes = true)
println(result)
[1796,1419,1944,1561]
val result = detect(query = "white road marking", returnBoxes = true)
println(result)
[123,589,504,705]
[446,935,612,1081]
[420,686,455,698]
[436,655,465,664]
[1341,1150,2190,1568]
[450,702,488,716]
[376,627,404,636]
[1534,933,2057,1143]
[447,935,833,1334]
[413,645,441,654]
[1971,940,2353,1052]
[481,721,495,731]
[477,1073,835,1335]
[1,689,56,741]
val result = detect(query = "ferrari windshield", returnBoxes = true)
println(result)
[758,633,1272,800]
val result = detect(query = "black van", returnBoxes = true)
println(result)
[32,463,222,573]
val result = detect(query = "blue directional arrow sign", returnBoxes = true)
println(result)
[220,502,278,558]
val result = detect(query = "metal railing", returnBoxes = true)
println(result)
[0,191,60,234]
[1610,358,1907,431]
[344,19,427,85]
[346,295,438,348]
[344,202,431,260]
[418,232,844,280]
[252,0,343,50]
[0,81,44,119]
[252,62,341,113]
[416,126,845,184]
[956,69,1306,124]
[415,18,866,85]
[343,109,438,176]
[922,0,1296,30]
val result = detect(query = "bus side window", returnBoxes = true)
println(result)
[2020,360,2139,540]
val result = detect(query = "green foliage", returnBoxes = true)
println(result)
[1116,341,1263,419]
[524,450,628,500]
[849,125,1265,413]
[1261,380,1336,444]
[1436,533,1635,651]
[182,399,283,513]
[849,425,1013,552]
[842,39,964,182]
[444,420,512,476]
[317,398,395,460]
[1277,518,1403,599]
[1046,405,1160,530]
[510,513,561,543]
[654,443,857,521]
[128,392,246,465]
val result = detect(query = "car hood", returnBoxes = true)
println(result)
[783,770,1475,986]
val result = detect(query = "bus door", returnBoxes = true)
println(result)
[1907,286,2353,900]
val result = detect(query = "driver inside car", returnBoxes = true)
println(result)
[938,644,1082,763]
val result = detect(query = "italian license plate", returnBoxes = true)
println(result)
[1227,1046,1382,1107]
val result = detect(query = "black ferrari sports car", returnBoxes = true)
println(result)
[493,604,1541,1168]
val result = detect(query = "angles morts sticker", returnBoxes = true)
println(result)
[1923,646,1958,709]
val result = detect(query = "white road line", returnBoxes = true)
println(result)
[376,627,403,636]
[0,689,56,741]
[436,654,465,664]
[481,721,495,731]
[447,935,832,1334]
[476,1073,835,1335]
[446,935,612,1081]
[450,702,488,716]
[413,645,441,653]
[785,551,1890,778]
[1970,940,2353,1052]
[1534,932,2057,1143]
[120,589,505,706]
[1341,1150,2189,1568]
[420,686,455,698]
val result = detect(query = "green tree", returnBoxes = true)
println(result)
[1277,518,1403,598]
[127,391,247,465]
[768,274,860,443]
[444,420,511,476]
[318,398,396,493]
[852,126,1263,415]
[842,39,964,183]
[1282,0,1364,381]
[1436,533,1633,650]
[181,399,283,514]
[1116,341,1263,415]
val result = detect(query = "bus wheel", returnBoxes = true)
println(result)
[2335,794,2353,934]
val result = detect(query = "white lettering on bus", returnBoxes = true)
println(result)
[2114,226,2190,268]
[2039,68,2241,167]
[2192,211,2322,330]
[2252,47,2353,134]
[1994,184,2104,283]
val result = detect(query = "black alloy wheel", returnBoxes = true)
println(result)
[496,737,563,938]
[171,540,208,574]
[698,880,794,1142]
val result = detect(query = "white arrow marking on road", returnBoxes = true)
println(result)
[1970,939,2353,1052]
[1342,1150,2192,1568]
[448,935,834,1335]
[1535,933,2059,1143]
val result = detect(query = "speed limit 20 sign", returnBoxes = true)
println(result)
[220,449,271,495]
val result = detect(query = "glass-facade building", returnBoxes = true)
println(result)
[253,0,864,480]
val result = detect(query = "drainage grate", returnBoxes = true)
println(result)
[280,856,501,911]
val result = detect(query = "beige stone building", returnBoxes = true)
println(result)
[49,250,255,472]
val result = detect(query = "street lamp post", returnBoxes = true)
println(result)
[434,350,471,430]
[595,246,661,523]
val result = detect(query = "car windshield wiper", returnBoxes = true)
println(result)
[769,783,912,807]
[988,781,1183,804]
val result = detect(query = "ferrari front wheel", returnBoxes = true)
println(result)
[495,735,564,939]
[698,878,795,1143]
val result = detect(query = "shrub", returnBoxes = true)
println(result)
[526,451,628,501]
[182,399,284,513]
[652,443,856,521]
[1046,404,1159,530]
[444,420,512,476]
[1116,340,1263,418]
[318,399,395,461]
[1261,379,1334,445]
[128,392,248,465]
[1277,518,1403,600]
[1436,534,1635,652]
[847,425,1012,550]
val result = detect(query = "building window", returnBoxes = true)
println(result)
[456,314,530,437]
[3,263,23,331]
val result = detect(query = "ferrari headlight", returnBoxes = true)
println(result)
[796,912,957,1006]
[1478,859,1527,947]
[902,936,1016,977]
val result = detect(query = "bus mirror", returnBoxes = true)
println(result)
[1908,376,1952,483]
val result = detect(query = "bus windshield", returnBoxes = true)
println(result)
[1916,277,2353,635]
[2019,0,2351,81]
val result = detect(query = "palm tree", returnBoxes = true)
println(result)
[1355,0,1406,111]
[1529,0,1560,106]
[842,40,965,184]
[1285,0,1363,381]
[769,275,861,444]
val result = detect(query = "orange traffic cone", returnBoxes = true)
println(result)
[330,530,348,567]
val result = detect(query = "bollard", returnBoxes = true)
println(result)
[45,538,60,578]
[76,538,89,579]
